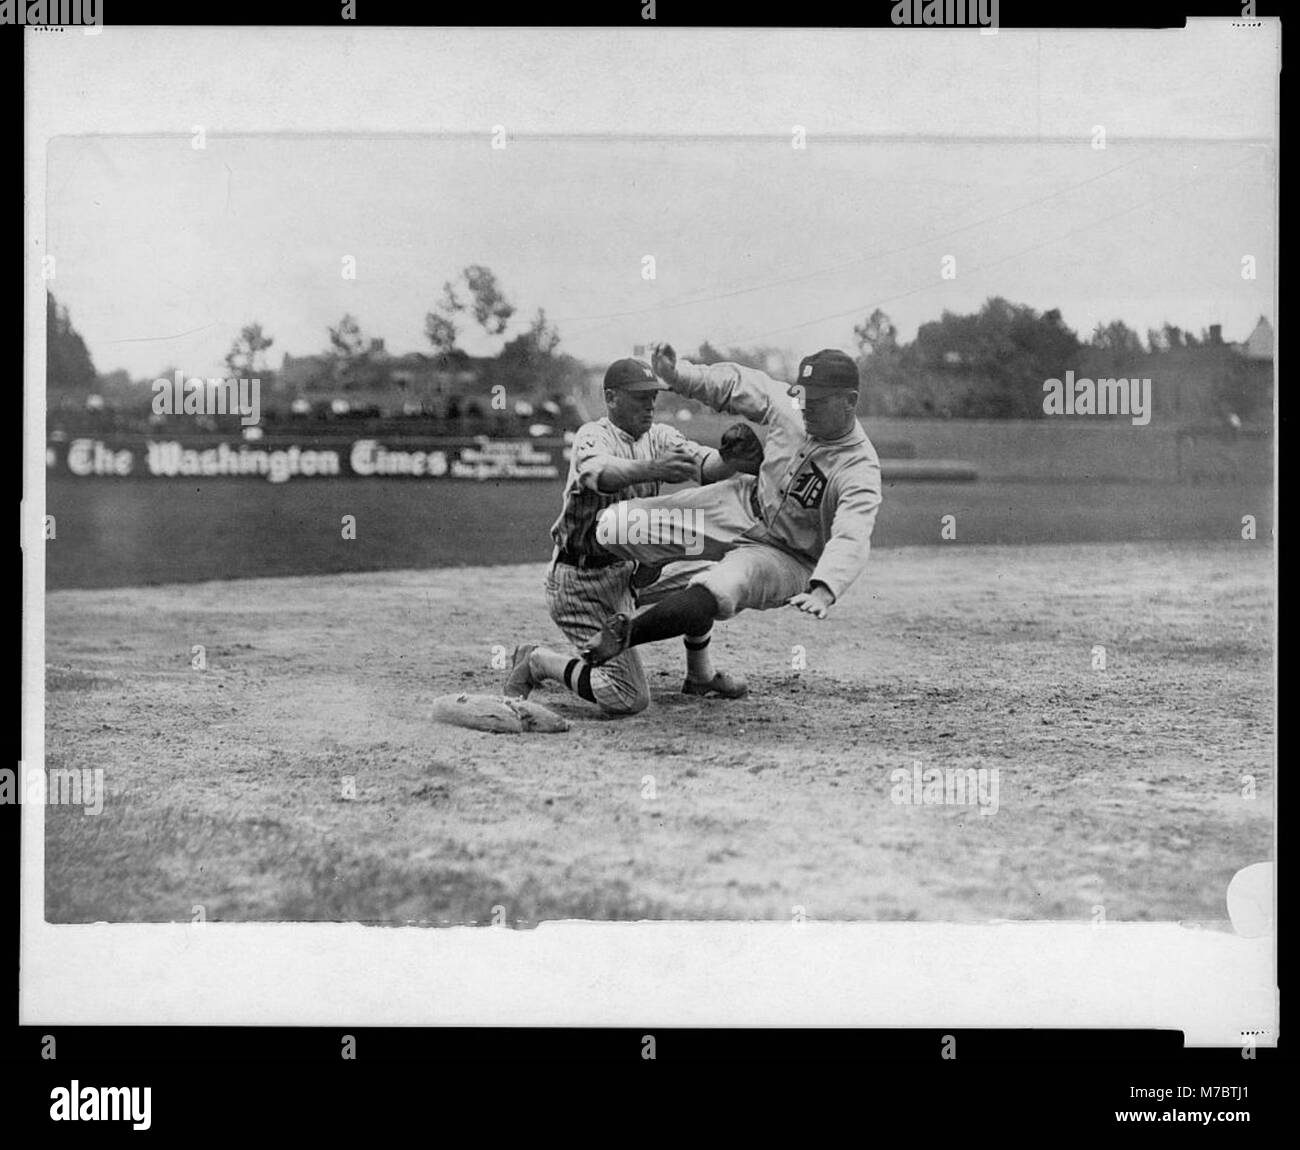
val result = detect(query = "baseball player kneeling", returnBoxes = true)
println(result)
[503,356,748,715]
[578,343,883,674]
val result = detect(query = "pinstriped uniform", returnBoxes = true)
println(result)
[545,417,713,714]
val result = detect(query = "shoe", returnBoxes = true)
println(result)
[682,670,749,699]
[503,643,538,698]
[630,561,664,591]
[580,613,631,666]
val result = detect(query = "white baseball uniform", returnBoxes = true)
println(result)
[594,359,884,617]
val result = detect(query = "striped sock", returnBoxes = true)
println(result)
[563,657,598,703]
[684,632,715,683]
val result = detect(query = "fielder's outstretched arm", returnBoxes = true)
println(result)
[576,421,728,493]
[665,426,734,484]
[575,437,694,494]
[585,455,693,492]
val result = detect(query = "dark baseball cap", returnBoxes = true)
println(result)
[604,357,667,392]
[790,349,860,397]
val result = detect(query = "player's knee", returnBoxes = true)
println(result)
[588,666,650,715]
[601,685,651,716]
[691,579,736,620]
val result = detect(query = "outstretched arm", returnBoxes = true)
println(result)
[588,453,698,492]
[647,424,735,487]
[652,342,785,426]
[789,468,883,618]
[573,422,698,493]
[701,451,740,483]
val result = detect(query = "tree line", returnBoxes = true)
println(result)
[48,283,1266,424]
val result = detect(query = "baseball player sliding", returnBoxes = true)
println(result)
[578,343,883,671]
[503,356,749,715]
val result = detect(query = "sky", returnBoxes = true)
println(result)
[37,26,1277,381]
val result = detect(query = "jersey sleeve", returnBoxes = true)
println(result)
[572,421,623,493]
[649,423,720,485]
[673,361,788,427]
[808,460,883,602]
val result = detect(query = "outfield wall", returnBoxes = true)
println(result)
[866,418,1272,483]
[657,410,1272,483]
[45,417,1273,486]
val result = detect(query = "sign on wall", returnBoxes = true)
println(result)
[46,437,568,483]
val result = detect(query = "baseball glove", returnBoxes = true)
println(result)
[719,422,764,475]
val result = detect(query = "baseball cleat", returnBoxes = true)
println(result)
[682,671,749,699]
[502,643,538,698]
[630,561,664,591]
[580,613,631,666]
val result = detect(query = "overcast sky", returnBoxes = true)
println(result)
[38,25,1276,381]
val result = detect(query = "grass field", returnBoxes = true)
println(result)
[46,475,1273,589]
[44,541,1273,925]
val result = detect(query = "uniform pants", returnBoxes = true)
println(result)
[594,475,814,619]
[544,558,708,714]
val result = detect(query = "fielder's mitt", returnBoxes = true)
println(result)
[719,422,764,475]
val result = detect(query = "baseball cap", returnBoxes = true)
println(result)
[604,357,668,392]
[790,349,860,397]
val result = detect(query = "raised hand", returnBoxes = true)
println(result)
[651,342,678,386]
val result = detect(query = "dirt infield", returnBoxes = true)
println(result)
[44,542,1273,926]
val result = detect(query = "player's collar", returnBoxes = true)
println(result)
[603,416,646,444]
[807,420,867,448]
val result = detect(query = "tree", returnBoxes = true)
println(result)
[1084,319,1148,379]
[326,314,387,391]
[498,308,558,367]
[910,297,1081,417]
[496,308,581,396]
[224,322,274,377]
[433,280,464,345]
[1089,320,1144,356]
[46,291,98,392]
[526,308,561,357]
[852,309,903,416]
[328,313,383,360]
[424,312,459,361]
[428,264,515,350]
[462,264,515,336]
[425,264,515,360]
[853,308,899,359]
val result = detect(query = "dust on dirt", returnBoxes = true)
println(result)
[43,542,1273,925]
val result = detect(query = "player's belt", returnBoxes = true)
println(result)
[555,547,622,570]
